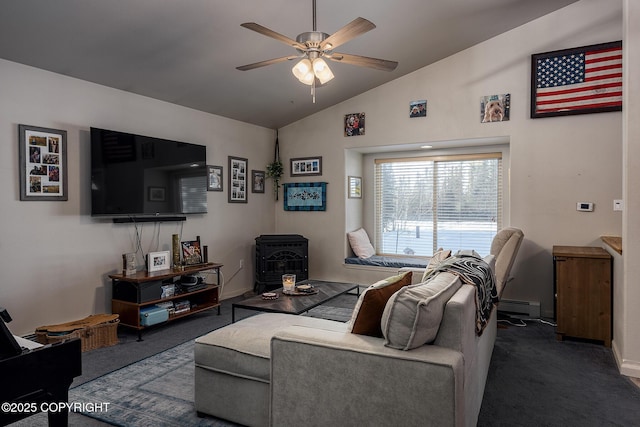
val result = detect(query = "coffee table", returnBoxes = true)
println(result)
[232,279,360,323]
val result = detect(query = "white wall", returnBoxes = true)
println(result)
[619,0,640,378]
[0,60,276,335]
[277,0,623,318]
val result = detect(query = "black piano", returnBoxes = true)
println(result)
[1,308,82,427]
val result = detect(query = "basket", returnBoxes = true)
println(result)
[35,314,119,352]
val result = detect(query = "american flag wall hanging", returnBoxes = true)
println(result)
[530,40,622,118]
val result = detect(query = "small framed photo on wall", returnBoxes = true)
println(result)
[252,170,265,193]
[18,124,68,201]
[348,176,362,199]
[290,157,322,177]
[481,94,510,123]
[228,156,247,203]
[410,100,427,118]
[207,165,223,191]
[344,112,365,137]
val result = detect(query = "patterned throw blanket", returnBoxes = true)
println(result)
[424,255,498,335]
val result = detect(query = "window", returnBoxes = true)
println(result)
[375,153,502,256]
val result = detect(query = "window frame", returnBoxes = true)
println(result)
[372,152,504,257]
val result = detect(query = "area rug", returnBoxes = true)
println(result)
[68,306,353,427]
[69,339,235,426]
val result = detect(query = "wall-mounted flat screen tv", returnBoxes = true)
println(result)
[91,127,207,218]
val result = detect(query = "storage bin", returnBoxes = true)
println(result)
[35,314,119,352]
[140,306,169,326]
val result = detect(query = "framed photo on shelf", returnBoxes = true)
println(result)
[18,124,68,201]
[252,170,265,193]
[148,251,171,272]
[148,186,166,202]
[348,176,362,199]
[181,239,202,265]
[530,40,622,119]
[207,165,223,191]
[228,156,247,203]
[290,156,322,177]
[283,182,327,211]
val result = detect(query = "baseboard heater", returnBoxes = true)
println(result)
[498,299,540,318]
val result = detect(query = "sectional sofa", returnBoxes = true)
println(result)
[194,228,524,426]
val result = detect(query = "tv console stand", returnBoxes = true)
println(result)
[110,263,223,340]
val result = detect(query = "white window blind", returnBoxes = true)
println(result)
[374,153,502,257]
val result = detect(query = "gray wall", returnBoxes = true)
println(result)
[0,60,276,335]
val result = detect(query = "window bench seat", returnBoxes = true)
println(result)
[344,255,429,269]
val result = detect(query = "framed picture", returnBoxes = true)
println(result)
[531,40,622,119]
[207,165,223,191]
[148,251,171,273]
[228,156,247,203]
[181,239,202,265]
[410,100,427,118]
[290,156,322,177]
[18,124,68,201]
[283,182,327,211]
[348,176,362,199]
[481,94,510,123]
[252,170,265,193]
[344,112,365,137]
[148,186,166,202]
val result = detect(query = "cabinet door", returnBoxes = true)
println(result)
[556,256,611,343]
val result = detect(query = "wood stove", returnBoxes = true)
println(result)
[254,234,308,292]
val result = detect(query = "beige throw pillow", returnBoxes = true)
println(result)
[381,272,461,350]
[347,228,376,259]
[349,271,412,337]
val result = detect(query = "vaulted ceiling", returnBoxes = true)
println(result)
[0,0,577,129]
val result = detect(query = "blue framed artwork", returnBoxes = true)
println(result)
[283,182,327,211]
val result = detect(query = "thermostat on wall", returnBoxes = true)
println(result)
[577,202,594,212]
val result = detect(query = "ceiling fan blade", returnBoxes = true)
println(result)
[236,55,299,71]
[320,17,376,51]
[240,22,307,50]
[327,52,398,72]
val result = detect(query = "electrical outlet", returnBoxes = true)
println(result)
[239,259,244,269]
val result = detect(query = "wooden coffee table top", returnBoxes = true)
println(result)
[232,279,359,321]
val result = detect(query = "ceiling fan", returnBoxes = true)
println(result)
[236,0,398,102]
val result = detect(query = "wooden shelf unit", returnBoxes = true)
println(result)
[110,263,223,340]
[553,246,612,347]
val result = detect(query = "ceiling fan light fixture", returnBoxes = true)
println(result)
[312,58,334,84]
[292,58,315,85]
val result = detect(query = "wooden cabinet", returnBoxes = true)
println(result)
[553,246,612,347]
[110,263,223,340]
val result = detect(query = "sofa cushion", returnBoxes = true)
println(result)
[381,272,462,350]
[421,248,452,282]
[349,271,412,337]
[195,313,347,382]
[347,228,376,259]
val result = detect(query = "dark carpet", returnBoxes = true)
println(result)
[10,294,640,426]
[478,319,640,427]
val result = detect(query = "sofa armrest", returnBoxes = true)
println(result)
[270,326,464,427]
